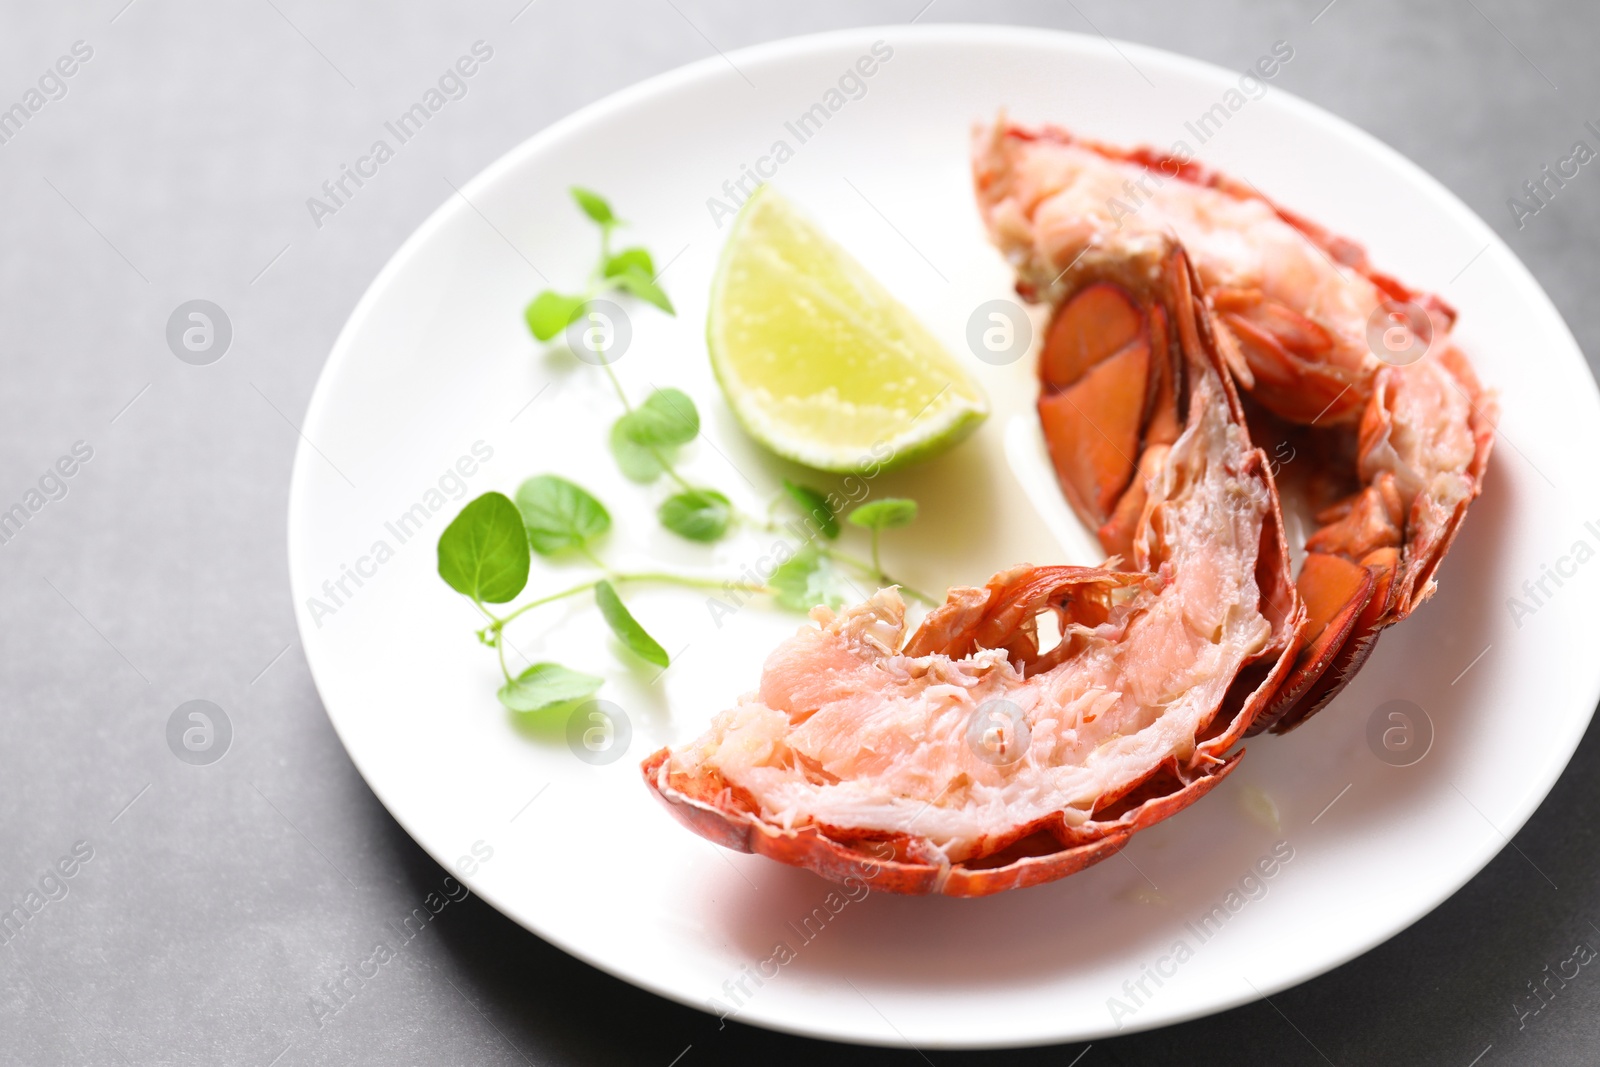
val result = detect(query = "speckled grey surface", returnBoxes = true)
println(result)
[1,1,1597,1064]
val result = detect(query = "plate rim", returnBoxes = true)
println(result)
[286,21,1600,1048]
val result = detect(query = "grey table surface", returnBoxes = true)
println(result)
[2,1,1597,1064]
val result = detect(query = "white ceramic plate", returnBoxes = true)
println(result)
[287,25,1600,1048]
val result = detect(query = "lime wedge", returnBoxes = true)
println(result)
[708,186,988,473]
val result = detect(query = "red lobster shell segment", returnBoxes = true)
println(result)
[975,117,1497,733]
[645,246,1302,896]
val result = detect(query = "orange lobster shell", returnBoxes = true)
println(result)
[645,247,1303,896]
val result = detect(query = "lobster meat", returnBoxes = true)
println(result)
[644,244,1303,896]
[974,119,1496,731]
[644,119,1496,896]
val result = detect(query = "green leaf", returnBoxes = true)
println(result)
[570,186,614,225]
[609,418,667,483]
[594,580,669,667]
[612,266,675,315]
[782,480,839,539]
[622,388,699,446]
[609,389,699,483]
[497,662,603,713]
[768,545,848,613]
[848,498,919,531]
[525,290,587,341]
[437,492,530,604]
[515,475,611,556]
[659,489,732,542]
[603,247,655,279]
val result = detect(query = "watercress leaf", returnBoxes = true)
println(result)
[593,580,669,667]
[658,489,732,542]
[781,480,839,539]
[515,475,611,555]
[625,388,699,446]
[768,545,848,613]
[570,186,614,225]
[603,247,655,279]
[525,290,587,341]
[497,662,603,713]
[437,492,530,603]
[612,266,675,315]
[848,498,919,531]
[609,390,699,483]
[609,416,666,483]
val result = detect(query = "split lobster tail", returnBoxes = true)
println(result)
[644,243,1302,896]
[975,115,1496,734]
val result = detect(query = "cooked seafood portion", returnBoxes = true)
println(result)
[975,119,1496,731]
[645,247,1302,896]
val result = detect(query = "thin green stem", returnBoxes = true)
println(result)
[492,579,600,629]
[601,362,632,412]
[818,545,936,606]
[495,630,512,684]
[740,509,781,534]
[654,455,696,494]
[822,546,878,577]
[488,570,771,639]
[615,571,770,594]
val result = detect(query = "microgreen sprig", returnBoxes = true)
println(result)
[472,187,933,713]
[525,187,673,341]
[768,481,933,609]
[438,480,767,713]
[523,188,749,544]
[437,474,930,713]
